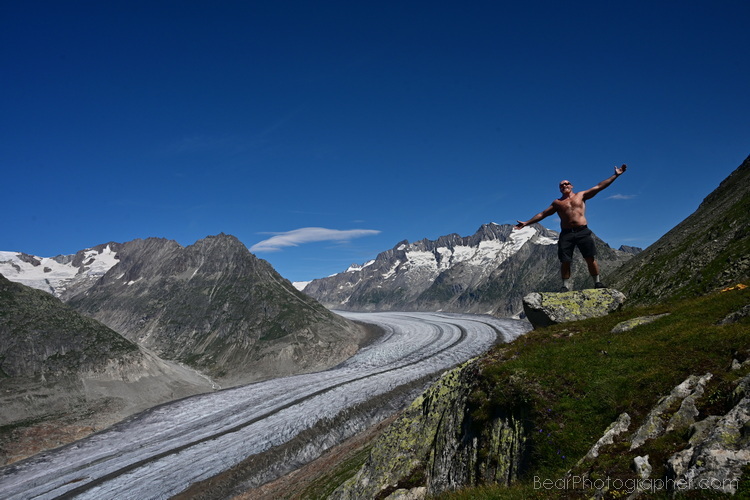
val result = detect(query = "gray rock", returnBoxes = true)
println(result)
[330,360,529,499]
[633,455,652,479]
[580,412,631,461]
[666,415,723,481]
[667,396,750,494]
[522,288,626,328]
[718,304,750,325]
[385,487,427,500]
[630,374,712,450]
[611,313,670,333]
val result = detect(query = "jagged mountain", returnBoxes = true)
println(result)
[610,154,750,304]
[302,223,638,316]
[0,273,215,465]
[66,234,367,385]
[0,243,122,300]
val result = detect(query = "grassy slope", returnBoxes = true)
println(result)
[437,283,750,499]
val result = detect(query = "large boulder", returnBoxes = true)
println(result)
[522,288,626,328]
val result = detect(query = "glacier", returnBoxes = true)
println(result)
[0,311,530,499]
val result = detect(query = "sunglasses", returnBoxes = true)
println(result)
[560,182,571,186]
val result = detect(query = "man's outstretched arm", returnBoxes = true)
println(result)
[581,164,627,200]
[514,204,557,229]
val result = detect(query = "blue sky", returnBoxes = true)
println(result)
[2,1,748,283]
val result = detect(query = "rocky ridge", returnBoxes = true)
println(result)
[330,360,528,499]
[303,223,637,316]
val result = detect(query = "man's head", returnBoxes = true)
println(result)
[559,180,573,194]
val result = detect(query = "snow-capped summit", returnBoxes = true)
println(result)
[0,243,122,299]
[302,223,638,316]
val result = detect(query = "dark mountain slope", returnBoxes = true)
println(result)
[0,273,137,379]
[610,155,750,304]
[0,273,215,465]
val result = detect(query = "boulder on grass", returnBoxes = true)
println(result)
[522,288,626,329]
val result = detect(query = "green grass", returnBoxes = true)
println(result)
[296,445,374,499]
[434,283,750,499]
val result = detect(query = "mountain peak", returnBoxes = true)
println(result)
[67,234,365,384]
[188,233,250,257]
[302,223,636,315]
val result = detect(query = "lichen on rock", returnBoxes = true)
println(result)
[330,359,529,498]
[522,288,626,328]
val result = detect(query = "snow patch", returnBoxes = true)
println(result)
[0,245,120,297]
[382,260,401,280]
[346,260,375,273]
[405,250,437,270]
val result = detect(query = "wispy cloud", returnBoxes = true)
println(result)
[606,194,637,200]
[250,227,381,253]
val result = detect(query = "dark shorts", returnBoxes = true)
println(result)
[558,226,597,263]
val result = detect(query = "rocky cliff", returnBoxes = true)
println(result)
[304,223,636,316]
[67,234,367,385]
[330,360,529,499]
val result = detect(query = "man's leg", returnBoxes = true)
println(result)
[578,228,604,288]
[584,256,599,276]
[584,257,604,288]
[561,261,572,279]
[560,262,572,291]
[558,231,575,292]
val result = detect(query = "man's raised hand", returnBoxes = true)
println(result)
[615,164,627,176]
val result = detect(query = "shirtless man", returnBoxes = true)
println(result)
[514,164,627,292]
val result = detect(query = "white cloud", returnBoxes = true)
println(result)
[250,227,381,253]
[606,194,636,200]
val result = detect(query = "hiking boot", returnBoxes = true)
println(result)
[560,286,570,292]
[595,282,606,289]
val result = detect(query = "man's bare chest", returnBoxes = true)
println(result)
[554,196,586,214]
